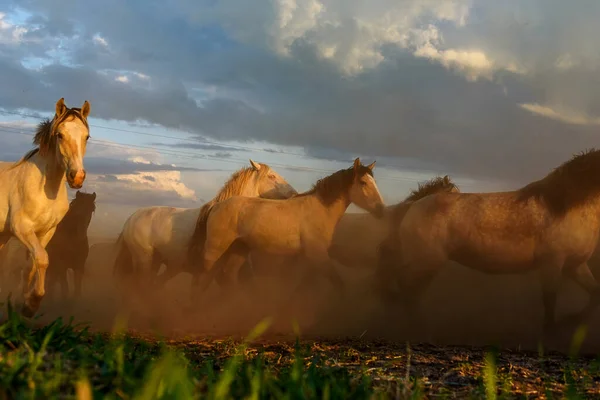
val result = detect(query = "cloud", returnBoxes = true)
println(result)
[152,141,242,153]
[0,1,600,185]
[518,103,600,126]
[88,170,197,205]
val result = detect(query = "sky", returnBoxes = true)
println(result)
[0,0,599,236]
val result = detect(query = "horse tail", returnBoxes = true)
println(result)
[187,200,215,270]
[112,231,133,284]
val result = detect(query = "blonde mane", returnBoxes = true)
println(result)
[187,163,270,265]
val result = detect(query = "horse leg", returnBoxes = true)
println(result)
[540,262,563,335]
[73,267,83,299]
[217,240,253,298]
[59,269,69,301]
[189,236,237,307]
[561,262,600,326]
[398,270,436,342]
[12,223,56,317]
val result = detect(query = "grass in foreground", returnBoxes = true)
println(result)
[2,302,600,399]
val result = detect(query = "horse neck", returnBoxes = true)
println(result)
[319,193,351,228]
[32,151,66,196]
[239,177,261,197]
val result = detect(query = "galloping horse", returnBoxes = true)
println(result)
[112,160,296,297]
[379,149,600,335]
[0,98,91,316]
[189,158,385,304]
[46,191,96,300]
[218,175,460,288]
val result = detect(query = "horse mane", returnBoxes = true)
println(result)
[389,175,459,225]
[186,164,270,266]
[296,165,374,206]
[403,175,458,202]
[12,107,89,169]
[214,165,269,203]
[518,148,600,215]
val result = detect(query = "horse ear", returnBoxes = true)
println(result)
[249,159,261,171]
[81,100,91,119]
[443,175,450,184]
[92,192,97,200]
[55,98,67,117]
[76,191,81,198]
[366,161,376,171]
[353,157,361,172]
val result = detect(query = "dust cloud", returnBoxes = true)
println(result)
[2,232,600,355]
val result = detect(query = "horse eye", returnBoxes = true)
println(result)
[360,181,367,186]
[86,135,90,141]
[57,133,64,140]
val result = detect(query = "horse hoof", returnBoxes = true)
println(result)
[21,304,36,318]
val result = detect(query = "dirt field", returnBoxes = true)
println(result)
[3,239,600,398]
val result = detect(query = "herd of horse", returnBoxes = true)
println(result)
[2,98,600,339]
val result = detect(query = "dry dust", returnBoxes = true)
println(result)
[2,238,600,355]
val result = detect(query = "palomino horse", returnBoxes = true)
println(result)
[217,175,460,288]
[45,191,96,301]
[0,98,91,317]
[112,160,296,298]
[189,158,385,306]
[379,149,600,335]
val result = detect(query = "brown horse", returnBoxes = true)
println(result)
[112,160,296,302]
[379,149,600,335]
[189,158,385,305]
[221,175,460,288]
[45,191,96,301]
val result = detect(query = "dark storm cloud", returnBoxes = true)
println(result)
[1,0,600,185]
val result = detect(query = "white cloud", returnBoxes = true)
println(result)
[115,75,129,83]
[96,170,196,200]
[0,12,29,45]
[133,72,150,80]
[92,33,109,48]
[518,103,600,126]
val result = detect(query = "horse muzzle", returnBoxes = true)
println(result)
[67,169,86,189]
[372,203,386,219]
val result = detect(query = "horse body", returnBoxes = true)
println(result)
[122,206,201,279]
[327,211,392,269]
[45,191,96,300]
[231,175,460,288]
[383,149,600,333]
[191,158,385,303]
[113,160,297,295]
[0,98,91,316]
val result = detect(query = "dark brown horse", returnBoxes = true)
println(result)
[378,149,600,336]
[45,191,96,301]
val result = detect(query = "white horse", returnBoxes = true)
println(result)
[112,160,297,298]
[0,98,91,317]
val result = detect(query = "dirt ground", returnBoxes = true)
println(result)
[4,239,600,397]
[2,239,599,353]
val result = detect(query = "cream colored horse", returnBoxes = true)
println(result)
[0,98,91,317]
[380,149,600,335]
[189,158,385,305]
[112,160,296,297]
[220,176,460,288]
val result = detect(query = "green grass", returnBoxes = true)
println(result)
[2,301,600,399]
[0,302,373,399]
